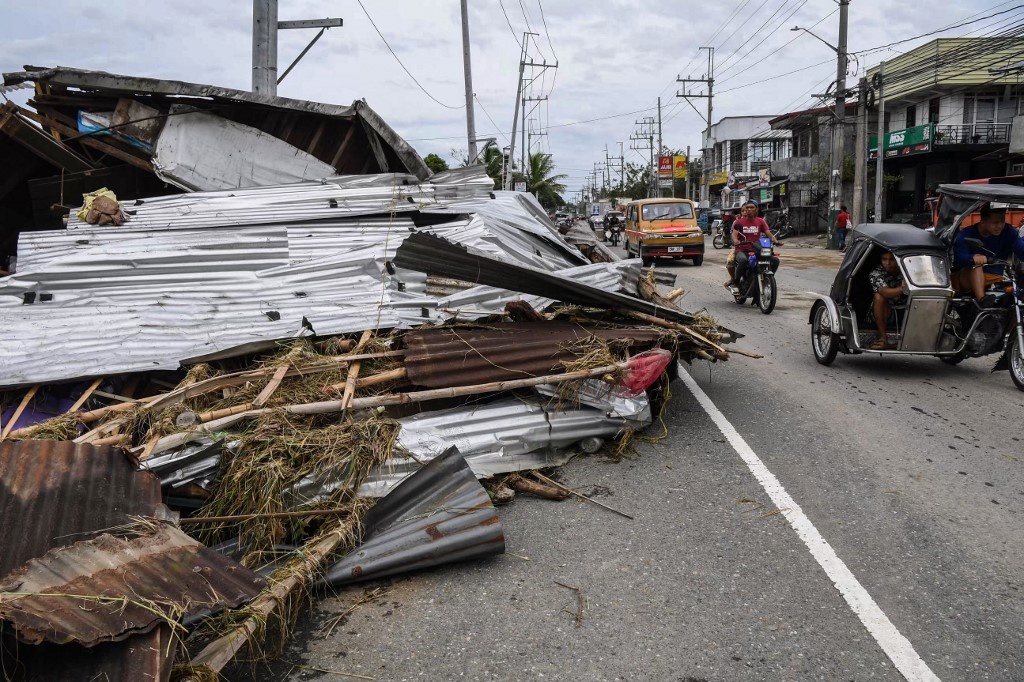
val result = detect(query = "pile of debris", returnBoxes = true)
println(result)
[0,166,750,680]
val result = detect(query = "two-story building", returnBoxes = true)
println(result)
[864,37,1024,219]
[701,116,791,211]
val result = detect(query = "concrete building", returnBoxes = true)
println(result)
[701,116,791,211]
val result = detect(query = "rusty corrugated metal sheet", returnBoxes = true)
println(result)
[403,321,665,388]
[0,525,265,647]
[0,441,164,576]
[322,448,504,586]
[0,441,178,681]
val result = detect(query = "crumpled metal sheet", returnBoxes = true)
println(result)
[0,525,266,647]
[0,441,172,681]
[403,320,665,388]
[321,448,504,586]
[153,104,338,191]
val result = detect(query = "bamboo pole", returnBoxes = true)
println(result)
[340,330,374,410]
[1,387,39,440]
[179,507,357,525]
[620,310,733,360]
[354,367,408,389]
[182,518,361,677]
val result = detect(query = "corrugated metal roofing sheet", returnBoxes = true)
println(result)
[0,440,172,682]
[0,525,265,647]
[0,441,164,577]
[403,321,665,388]
[394,232,698,324]
[322,448,504,586]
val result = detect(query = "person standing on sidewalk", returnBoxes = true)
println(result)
[836,205,851,251]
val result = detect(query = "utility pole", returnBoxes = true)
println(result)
[686,145,692,200]
[630,118,655,197]
[853,76,868,227]
[677,47,714,210]
[504,34,531,190]
[252,1,342,96]
[460,0,477,163]
[874,61,886,222]
[618,142,625,187]
[827,0,850,249]
[657,97,664,197]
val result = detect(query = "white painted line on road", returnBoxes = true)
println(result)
[678,368,940,682]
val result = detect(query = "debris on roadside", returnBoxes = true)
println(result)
[0,142,752,677]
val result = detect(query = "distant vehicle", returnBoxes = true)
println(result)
[622,198,704,266]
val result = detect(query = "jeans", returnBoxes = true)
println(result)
[837,228,847,249]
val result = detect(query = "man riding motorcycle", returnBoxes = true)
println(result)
[731,200,780,291]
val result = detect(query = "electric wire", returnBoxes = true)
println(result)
[355,0,463,109]
[496,0,524,49]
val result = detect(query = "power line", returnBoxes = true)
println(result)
[716,4,833,82]
[496,0,524,49]
[716,0,807,75]
[405,105,659,142]
[855,3,1024,56]
[355,0,463,109]
[536,0,558,61]
[475,94,511,143]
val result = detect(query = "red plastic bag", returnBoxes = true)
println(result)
[621,348,673,395]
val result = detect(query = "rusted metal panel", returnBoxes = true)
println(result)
[403,321,665,388]
[0,525,265,647]
[323,448,504,586]
[0,441,164,576]
[0,441,172,681]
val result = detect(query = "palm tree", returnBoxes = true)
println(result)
[526,153,567,209]
[482,145,504,189]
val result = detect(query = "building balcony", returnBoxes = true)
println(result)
[933,123,1011,146]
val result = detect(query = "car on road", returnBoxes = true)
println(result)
[622,198,704,266]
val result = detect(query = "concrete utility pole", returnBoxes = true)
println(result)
[874,61,886,222]
[677,47,714,209]
[828,0,850,248]
[853,76,868,226]
[657,97,664,197]
[252,1,343,97]
[685,144,691,200]
[630,117,656,197]
[460,0,477,163]
[504,34,531,191]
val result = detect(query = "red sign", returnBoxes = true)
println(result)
[658,155,673,178]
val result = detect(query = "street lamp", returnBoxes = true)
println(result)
[790,1,849,249]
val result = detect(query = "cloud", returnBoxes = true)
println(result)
[0,0,1010,194]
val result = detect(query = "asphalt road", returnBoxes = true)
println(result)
[255,235,1024,682]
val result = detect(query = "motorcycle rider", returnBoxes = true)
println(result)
[731,200,780,290]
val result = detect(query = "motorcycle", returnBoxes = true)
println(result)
[772,211,794,240]
[604,217,623,246]
[711,220,733,249]
[733,236,780,315]
[944,239,1024,387]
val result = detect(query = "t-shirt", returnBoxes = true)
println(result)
[952,224,1024,274]
[869,266,901,293]
[837,211,851,231]
[732,216,771,254]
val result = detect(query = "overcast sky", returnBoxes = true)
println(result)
[1,0,1019,196]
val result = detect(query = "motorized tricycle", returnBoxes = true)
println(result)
[808,183,1024,391]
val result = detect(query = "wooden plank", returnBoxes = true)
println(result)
[18,108,154,172]
[253,365,290,407]
[306,119,327,157]
[68,378,104,412]
[1,387,39,440]
[329,123,358,169]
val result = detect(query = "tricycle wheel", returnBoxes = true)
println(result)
[1010,336,1024,391]
[811,303,839,365]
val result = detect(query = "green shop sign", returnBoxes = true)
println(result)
[869,123,933,159]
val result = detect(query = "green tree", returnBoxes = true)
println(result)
[526,152,567,209]
[482,145,504,189]
[424,153,449,174]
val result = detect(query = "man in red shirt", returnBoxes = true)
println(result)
[836,204,851,251]
[731,200,780,289]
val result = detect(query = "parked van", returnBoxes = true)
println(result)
[623,198,704,265]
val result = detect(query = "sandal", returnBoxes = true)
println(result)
[870,339,896,350]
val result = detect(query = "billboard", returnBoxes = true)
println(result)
[658,155,673,178]
[673,155,687,179]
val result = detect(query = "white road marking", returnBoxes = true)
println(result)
[678,368,940,682]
